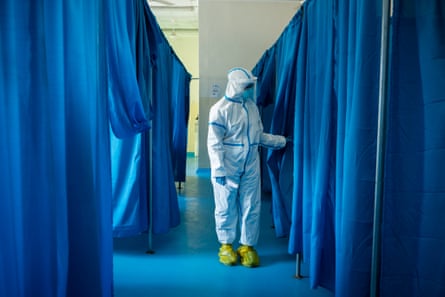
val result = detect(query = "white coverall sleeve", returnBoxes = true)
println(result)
[259,133,286,150]
[207,108,226,178]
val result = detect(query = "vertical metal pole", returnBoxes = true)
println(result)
[146,128,155,254]
[146,115,155,254]
[295,253,303,279]
[370,0,391,295]
[148,128,154,253]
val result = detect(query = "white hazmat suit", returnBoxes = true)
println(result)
[207,67,286,250]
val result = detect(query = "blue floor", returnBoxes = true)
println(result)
[113,157,334,297]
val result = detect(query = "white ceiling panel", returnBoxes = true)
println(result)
[148,0,199,30]
[147,0,304,31]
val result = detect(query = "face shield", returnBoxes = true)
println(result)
[242,81,257,101]
[225,68,257,101]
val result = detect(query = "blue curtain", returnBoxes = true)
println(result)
[0,0,191,295]
[111,1,190,236]
[253,0,340,290]
[333,1,382,296]
[255,0,445,296]
[253,47,276,193]
[150,40,180,233]
[256,13,302,238]
[295,0,338,290]
[109,0,151,237]
[381,1,445,296]
[254,48,277,108]
[107,0,151,138]
[171,58,192,183]
[0,1,112,296]
[271,14,299,238]
[144,3,190,233]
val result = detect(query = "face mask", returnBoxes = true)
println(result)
[242,88,254,100]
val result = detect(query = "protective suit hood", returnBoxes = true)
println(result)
[225,67,257,99]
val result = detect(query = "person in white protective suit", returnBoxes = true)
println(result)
[207,67,287,267]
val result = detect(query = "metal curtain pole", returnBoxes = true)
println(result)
[146,123,155,254]
[295,253,303,279]
[370,0,391,295]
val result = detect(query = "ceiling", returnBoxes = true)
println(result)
[147,0,199,31]
[147,0,305,32]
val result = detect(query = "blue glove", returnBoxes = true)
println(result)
[215,176,226,186]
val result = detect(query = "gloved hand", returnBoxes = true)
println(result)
[215,176,226,186]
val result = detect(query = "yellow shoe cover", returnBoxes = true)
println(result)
[218,244,238,266]
[237,245,260,268]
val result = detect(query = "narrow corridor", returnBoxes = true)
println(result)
[113,157,333,297]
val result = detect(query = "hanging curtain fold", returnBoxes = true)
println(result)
[171,59,192,183]
[254,47,277,107]
[151,40,181,233]
[380,1,445,296]
[111,0,190,236]
[143,2,191,233]
[254,0,382,294]
[288,4,308,263]
[109,0,152,237]
[333,1,382,296]
[107,0,151,138]
[292,0,338,290]
[253,14,301,237]
[253,46,277,193]
[0,1,112,296]
[256,0,444,295]
[253,0,339,290]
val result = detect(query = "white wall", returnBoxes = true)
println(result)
[165,32,200,154]
[198,0,300,169]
